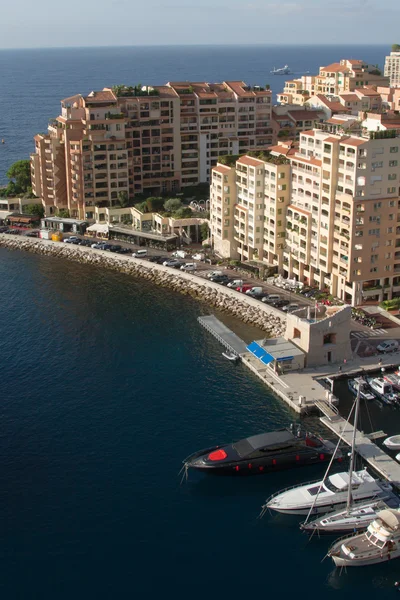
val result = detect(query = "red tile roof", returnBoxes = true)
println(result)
[84,90,117,103]
[237,156,265,167]
[213,165,231,174]
[320,63,350,73]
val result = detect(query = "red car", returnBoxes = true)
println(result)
[236,284,253,293]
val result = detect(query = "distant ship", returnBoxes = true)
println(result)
[270,65,291,75]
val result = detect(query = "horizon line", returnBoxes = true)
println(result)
[0,42,391,52]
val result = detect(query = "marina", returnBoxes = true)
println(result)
[200,314,400,491]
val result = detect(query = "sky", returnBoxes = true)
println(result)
[1,0,400,49]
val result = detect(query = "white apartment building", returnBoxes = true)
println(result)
[385,49,400,88]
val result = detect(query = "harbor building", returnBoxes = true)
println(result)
[384,46,400,88]
[210,128,400,306]
[30,82,272,221]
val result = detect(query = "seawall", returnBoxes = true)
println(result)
[0,235,287,336]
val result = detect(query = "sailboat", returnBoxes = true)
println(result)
[300,377,399,535]
[263,378,393,516]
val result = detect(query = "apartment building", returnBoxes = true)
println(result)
[211,130,400,306]
[210,152,291,268]
[30,81,272,220]
[384,48,400,88]
[278,59,389,106]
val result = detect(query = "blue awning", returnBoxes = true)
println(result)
[247,341,268,359]
[277,356,294,362]
[260,353,274,365]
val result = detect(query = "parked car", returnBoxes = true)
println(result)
[282,303,301,313]
[115,247,131,254]
[180,263,197,271]
[262,294,281,304]
[246,287,264,297]
[79,239,92,247]
[64,236,80,244]
[132,249,148,258]
[147,255,163,262]
[192,253,205,261]
[377,340,400,353]
[0,226,8,233]
[163,259,182,268]
[237,284,254,293]
[108,245,122,252]
[299,287,312,295]
[91,242,107,249]
[207,270,224,279]
[227,279,244,288]
[210,274,231,283]
[171,250,187,259]
[271,299,290,308]
[24,231,40,238]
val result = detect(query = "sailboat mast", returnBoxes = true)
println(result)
[346,379,361,512]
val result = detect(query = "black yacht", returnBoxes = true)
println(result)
[183,426,341,475]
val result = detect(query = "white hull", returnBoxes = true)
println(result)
[383,435,400,450]
[302,500,390,534]
[332,548,400,567]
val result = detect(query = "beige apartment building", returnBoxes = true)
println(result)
[31,81,272,220]
[385,49,400,88]
[278,59,389,106]
[211,129,400,306]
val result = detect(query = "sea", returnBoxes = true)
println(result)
[1,45,400,599]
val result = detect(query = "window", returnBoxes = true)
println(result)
[369,228,380,235]
[373,202,382,210]
[388,187,396,193]
[372,161,383,169]
[390,147,399,153]
[389,200,396,207]
[369,216,380,223]
[389,160,398,167]
[370,267,378,273]
[385,265,391,271]
[389,174,397,180]
[388,227,394,233]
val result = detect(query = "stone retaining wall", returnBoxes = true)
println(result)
[0,235,286,336]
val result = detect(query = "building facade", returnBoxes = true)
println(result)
[30,82,272,221]
[384,49,400,88]
[211,129,400,306]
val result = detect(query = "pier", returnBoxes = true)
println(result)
[197,315,248,356]
[319,412,400,488]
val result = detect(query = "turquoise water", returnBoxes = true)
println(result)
[0,248,399,598]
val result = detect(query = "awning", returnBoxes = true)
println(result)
[87,223,109,233]
[247,341,294,365]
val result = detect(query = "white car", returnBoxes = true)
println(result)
[64,236,80,243]
[180,263,197,271]
[282,303,300,313]
[377,340,399,353]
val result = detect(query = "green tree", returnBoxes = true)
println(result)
[57,209,70,218]
[135,201,148,213]
[164,198,182,212]
[118,191,129,207]
[392,44,400,52]
[173,207,193,219]
[145,196,164,212]
[200,222,209,241]
[23,203,44,218]
[6,160,31,193]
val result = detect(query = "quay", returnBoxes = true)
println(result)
[319,408,400,489]
[197,315,248,356]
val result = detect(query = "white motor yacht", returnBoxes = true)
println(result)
[367,377,397,405]
[348,377,375,401]
[328,508,400,567]
[383,435,400,450]
[265,469,392,515]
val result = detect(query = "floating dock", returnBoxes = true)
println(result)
[197,315,248,356]
[316,403,400,489]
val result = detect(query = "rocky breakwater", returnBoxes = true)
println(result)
[0,235,286,336]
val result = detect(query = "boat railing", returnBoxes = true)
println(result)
[260,477,323,514]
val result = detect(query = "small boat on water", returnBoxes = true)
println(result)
[182,425,340,476]
[270,65,291,75]
[383,435,400,450]
[328,508,400,567]
[348,377,375,401]
[222,351,239,362]
[367,377,398,405]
